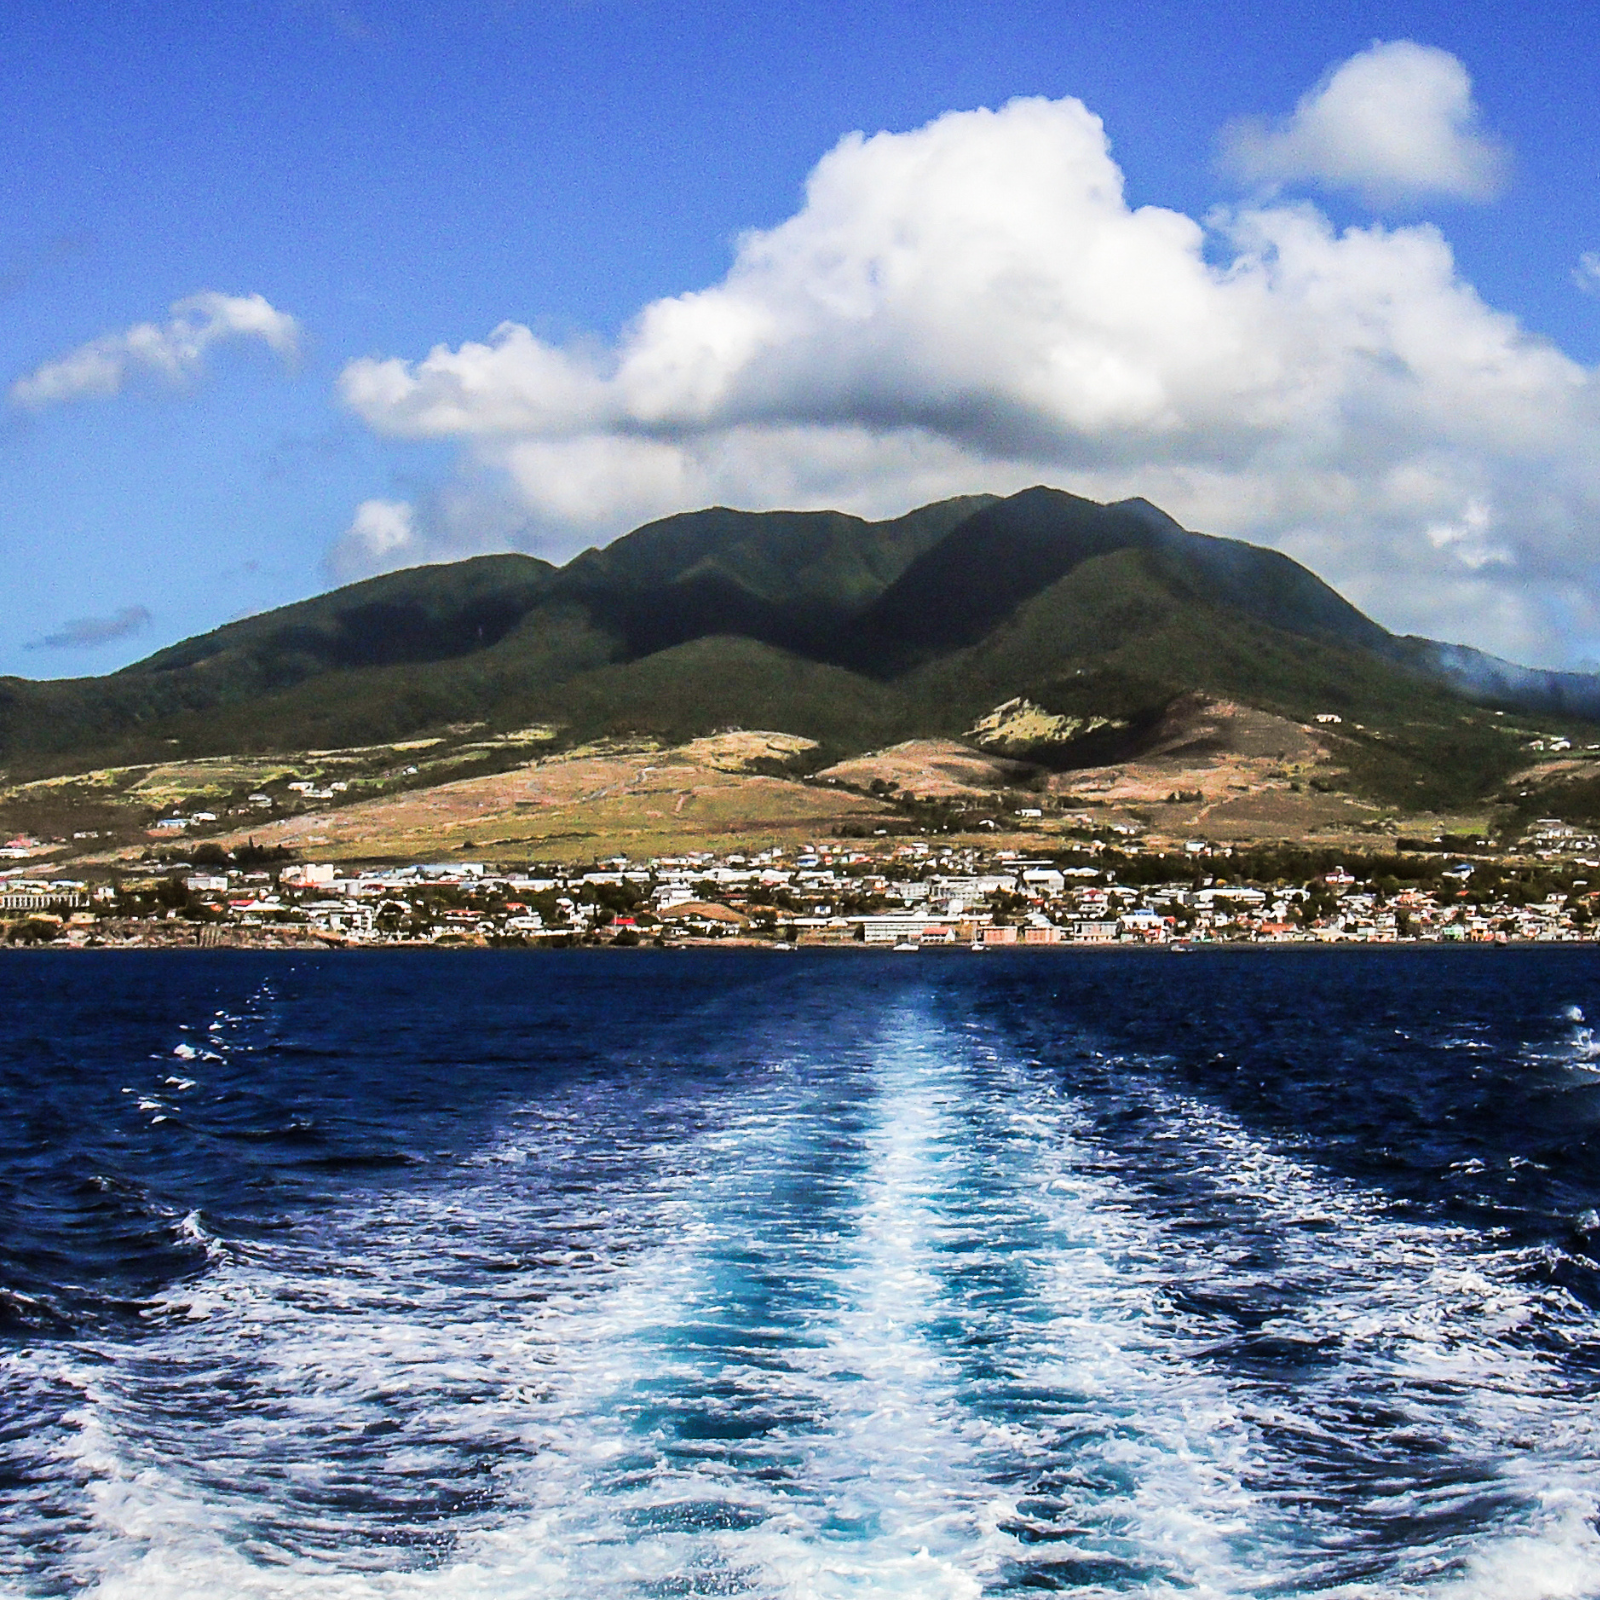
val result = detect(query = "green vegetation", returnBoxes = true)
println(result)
[5,486,1600,825]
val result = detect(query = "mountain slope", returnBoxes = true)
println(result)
[2,486,1595,820]
[841,487,1397,678]
[552,495,994,661]
[1400,638,1600,720]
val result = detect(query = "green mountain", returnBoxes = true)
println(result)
[2,486,1593,811]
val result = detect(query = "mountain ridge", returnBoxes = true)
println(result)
[3,488,1596,817]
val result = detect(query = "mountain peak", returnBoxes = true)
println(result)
[1,487,1596,789]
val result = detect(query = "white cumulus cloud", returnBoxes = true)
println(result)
[1220,41,1508,206]
[10,291,300,408]
[337,91,1600,668]
[327,498,421,581]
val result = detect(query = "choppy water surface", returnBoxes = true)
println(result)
[5,949,1600,1597]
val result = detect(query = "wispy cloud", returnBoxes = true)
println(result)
[26,605,152,651]
[1576,253,1600,296]
[9,292,299,408]
[1220,41,1508,206]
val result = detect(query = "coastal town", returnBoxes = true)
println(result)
[4,816,1599,948]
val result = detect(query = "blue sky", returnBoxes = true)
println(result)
[4,0,1599,679]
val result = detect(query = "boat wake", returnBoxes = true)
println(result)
[5,984,1600,1598]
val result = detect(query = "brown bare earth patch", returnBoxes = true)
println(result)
[1148,696,1320,763]
[207,734,885,862]
[1050,698,1323,806]
[1035,698,1423,844]
[1140,788,1386,846]
[672,731,819,772]
[815,740,1034,798]
[1502,756,1600,789]
[16,700,1492,870]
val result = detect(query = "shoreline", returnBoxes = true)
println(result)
[1,936,1582,954]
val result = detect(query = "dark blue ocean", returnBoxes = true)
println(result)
[5,949,1600,1598]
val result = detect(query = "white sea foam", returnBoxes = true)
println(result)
[1516,1002,1600,1069]
[1076,1067,1600,1596]
[11,998,1600,1599]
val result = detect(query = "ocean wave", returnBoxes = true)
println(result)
[6,955,1600,1596]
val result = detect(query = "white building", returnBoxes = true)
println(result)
[850,912,960,944]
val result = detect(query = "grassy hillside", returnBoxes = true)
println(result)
[893,545,1535,809]
[563,495,992,608]
[541,636,914,760]
[3,485,1597,824]
[0,498,988,770]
